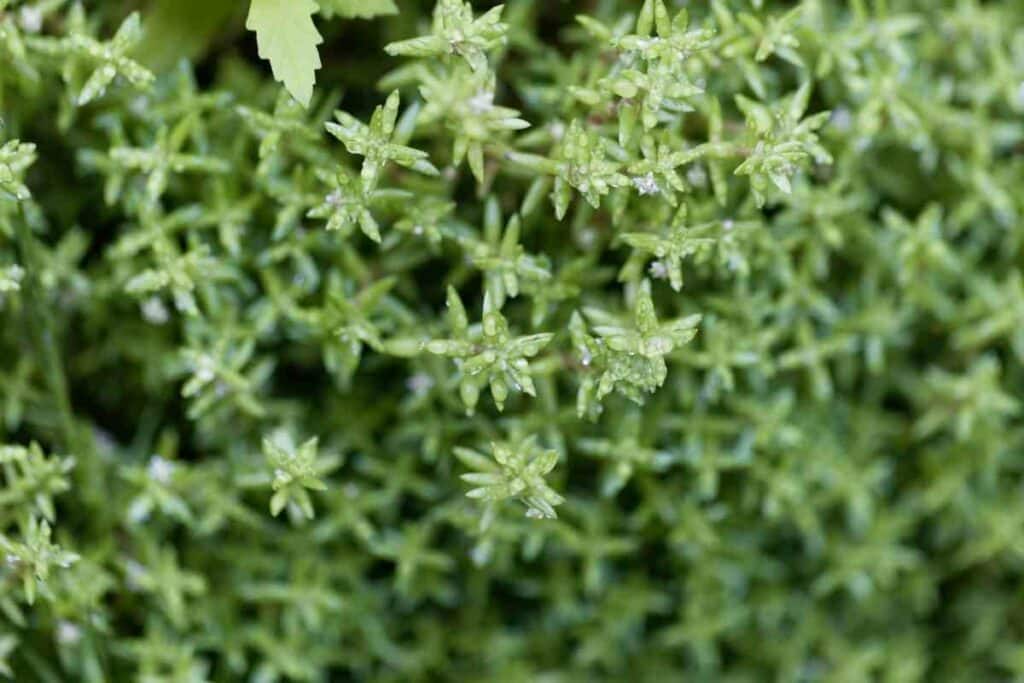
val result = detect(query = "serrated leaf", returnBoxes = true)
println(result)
[247,0,323,107]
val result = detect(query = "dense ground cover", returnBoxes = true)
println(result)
[2,0,1024,679]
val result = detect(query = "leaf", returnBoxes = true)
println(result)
[318,0,398,19]
[246,0,323,107]
[270,490,287,517]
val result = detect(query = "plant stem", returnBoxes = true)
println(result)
[13,205,78,454]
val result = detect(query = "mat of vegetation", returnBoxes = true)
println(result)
[2,0,1024,680]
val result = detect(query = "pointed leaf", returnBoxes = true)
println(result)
[247,0,323,107]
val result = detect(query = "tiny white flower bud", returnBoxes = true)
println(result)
[141,297,169,325]
[19,7,44,33]
[57,621,82,645]
[632,173,660,196]
[147,455,175,484]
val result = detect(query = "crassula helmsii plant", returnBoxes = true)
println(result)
[2,0,1024,679]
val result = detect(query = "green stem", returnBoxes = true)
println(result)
[13,204,110,678]
[13,204,77,454]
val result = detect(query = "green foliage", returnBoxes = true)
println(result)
[1,513,80,606]
[424,285,553,413]
[263,433,338,521]
[246,0,323,107]
[384,0,507,73]
[0,442,74,522]
[0,137,34,200]
[325,91,438,197]
[570,280,701,417]
[41,7,155,107]
[2,0,1024,680]
[733,82,831,206]
[455,435,563,523]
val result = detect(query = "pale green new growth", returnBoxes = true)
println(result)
[0,139,34,201]
[47,8,155,106]
[425,286,553,414]
[455,436,564,523]
[263,435,337,520]
[733,82,831,207]
[0,516,79,605]
[385,0,507,73]
[0,443,74,523]
[325,90,439,196]
[576,0,714,139]
[456,197,551,308]
[416,67,530,184]
[572,281,701,417]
